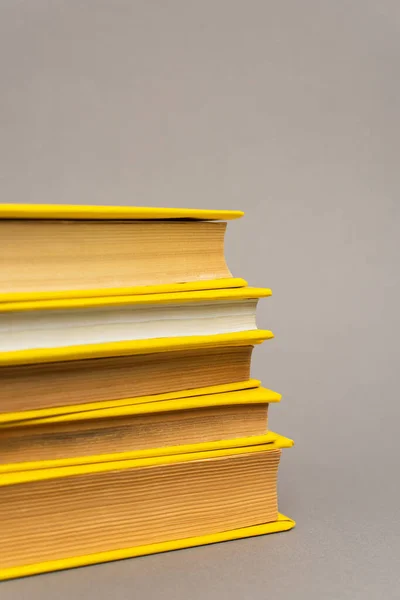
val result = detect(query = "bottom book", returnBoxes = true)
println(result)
[0,435,295,581]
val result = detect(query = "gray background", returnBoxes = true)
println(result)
[1,1,399,598]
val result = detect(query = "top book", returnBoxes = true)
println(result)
[0,204,245,302]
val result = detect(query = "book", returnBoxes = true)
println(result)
[0,435,294,581]
[0,387,281,465]
[0,330,272,417]
[0,287,271,352]
[0,204,245,301]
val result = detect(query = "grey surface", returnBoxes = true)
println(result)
[1,1,400,598]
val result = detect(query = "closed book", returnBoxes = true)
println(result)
[0,203,245,301]
[0,287,271,353]
[0,387,281,466]
[0,329,272,420]
[0,434,294,581]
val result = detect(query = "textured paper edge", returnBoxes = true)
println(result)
[0,514,295,581]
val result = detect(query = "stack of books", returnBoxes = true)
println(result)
[0,204,294,581]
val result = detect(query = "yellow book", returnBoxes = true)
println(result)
[0,326,272,418]
[0,434,294,581]
[0,203,246,302]
[0,386,281,467]
[0,379,261,424]
[0,287,271,354]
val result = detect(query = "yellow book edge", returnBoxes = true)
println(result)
[0,203,244,221]
[0,285,270,312]
[0,330,273,366]
[0,433,294,483]
[0,379,262,425]
[0,382,278,427]
[0,513,295,581]
[0,278,248,304]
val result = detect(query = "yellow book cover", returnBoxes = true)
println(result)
[0,435,295,581]
[0,203,244,221]
[0,203,246,302]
